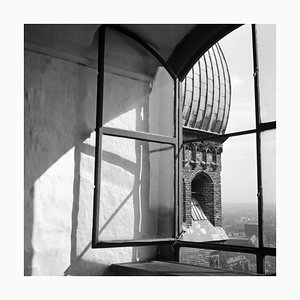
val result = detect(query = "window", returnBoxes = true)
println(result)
[92,25,180,247]
[179,24,276,274]
[92,24,276,275]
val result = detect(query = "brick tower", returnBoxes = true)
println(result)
[181,42,231,242]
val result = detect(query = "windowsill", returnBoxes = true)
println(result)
[110,260,259,276]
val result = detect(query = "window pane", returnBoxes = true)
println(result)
[193,61,200,75]
[256,24,276,122]
[98,135,174,241]
[261,130,276,248]
[186,77,193,91]
[181,134,258,245]
[265,256,276,275]
[179,248,257,274]
[218,25,256,133]
[222,134,258,247]
[194,74,200,87]
[103,27,175,136]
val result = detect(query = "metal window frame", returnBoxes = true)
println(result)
[175,24,276,275]
[92,24,276,275]
[92,24,181,248]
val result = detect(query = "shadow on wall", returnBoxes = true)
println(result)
[24,50,158,275]
[64,136,154,275]
[94,105,160,262]
[24,47,98,275]
[24,27,174,275]
[64,241,113,276]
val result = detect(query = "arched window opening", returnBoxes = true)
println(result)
[180,24,276,275]
[191,172,214,224]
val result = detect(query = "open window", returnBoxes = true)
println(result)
[92,24,276,275]
[92,25,181,247]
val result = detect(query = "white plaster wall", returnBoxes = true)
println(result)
[98,69,175,241]
[24,49,158,275]
[149,67,175,136]
[148,67,176,237]
[96,31,176,244]
[24,50,97,275]
[24,26,176,275]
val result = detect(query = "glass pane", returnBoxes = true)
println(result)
[103,27,175,136]
[256,24,276,122]
[222,134,258,247]
[261,130,276,248]
[181,134,258,245]
[182,25,257,135]
[98,135,174,241]
[265,256,276,275]
[179,248,257,274]
[193,61,200,75]
[218,25,256,133]
[186,77,193,91]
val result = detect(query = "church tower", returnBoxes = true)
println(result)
[181,42,231,242]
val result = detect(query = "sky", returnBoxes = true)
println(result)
[218,25,276,206]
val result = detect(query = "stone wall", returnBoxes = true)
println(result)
[182,141,223,228]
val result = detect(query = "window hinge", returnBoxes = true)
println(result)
[257,186,263,198]
[171,229,186,252]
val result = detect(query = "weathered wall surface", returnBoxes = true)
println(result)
[98,67,175,241]
[24,49,158,275]
[182,141,223,227]
[97,29,175,244]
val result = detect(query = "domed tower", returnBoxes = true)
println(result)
[181,43,231,242]
[182,42,231,134]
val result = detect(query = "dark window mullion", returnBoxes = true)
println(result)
[182,122,275,145]
[182,78,187,121]
[176,78,182,239]
[258,121,276,131]
[102,127,177,145]
[92,26,105,247]
[182,127,257,144]
[252,24,265,274]
[94,238,177,248]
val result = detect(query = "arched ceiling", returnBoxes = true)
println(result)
[167,24,242,79]
[119,24,196,61]
[24,24,242,79]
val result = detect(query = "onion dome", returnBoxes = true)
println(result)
[182,43,231,134]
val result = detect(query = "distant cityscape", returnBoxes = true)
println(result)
[223,202,276,248]
[181,202,276,274]
[222,202,276,274]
